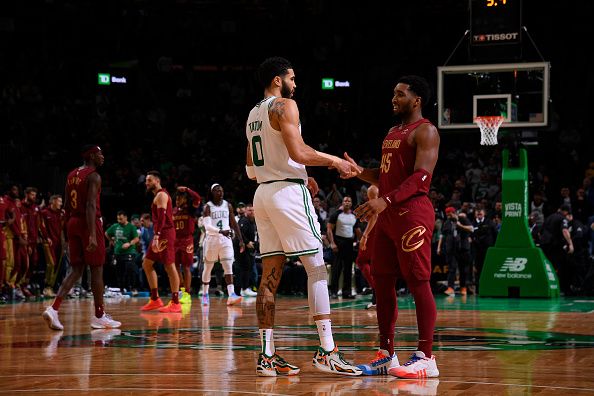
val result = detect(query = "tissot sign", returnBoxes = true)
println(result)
[472,32,520,44]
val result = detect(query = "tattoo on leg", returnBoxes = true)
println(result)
[256,294,276,328]
[257,268,282,328]
[265,267,279,291]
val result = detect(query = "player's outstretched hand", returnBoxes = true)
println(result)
[341,152,363,179]
[335,158,361,179]
[343,152,363,175]
[354,198,387,222]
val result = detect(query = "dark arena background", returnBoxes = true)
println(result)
[1,1,594,395]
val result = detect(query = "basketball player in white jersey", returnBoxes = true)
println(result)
[201,183,245,306]
[245,56,362,377]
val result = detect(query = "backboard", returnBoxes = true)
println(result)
[437,62,550,129]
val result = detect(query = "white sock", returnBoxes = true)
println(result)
[259,329,275,356]
[227,284,235,296]
[202,284,209,295]
[315,319,335,351]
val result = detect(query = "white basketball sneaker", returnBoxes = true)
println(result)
[388,351,439,379]
[357,349,399,375]
[90,313,122,329]
[312,346,362,376]
[256,352,301,377]
[241,288,257,297]
[42,306,64,331]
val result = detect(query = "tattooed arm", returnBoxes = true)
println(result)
[269,98,359,177]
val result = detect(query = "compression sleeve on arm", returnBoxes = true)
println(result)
[202,216,220,234]
[154,208,167,235]
[382,168,432,207]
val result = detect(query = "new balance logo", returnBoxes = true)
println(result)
[500,257,528,272]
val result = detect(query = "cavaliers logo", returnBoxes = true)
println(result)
[186,244,194,254]
[152,239,168,253]
[401,226,426,252]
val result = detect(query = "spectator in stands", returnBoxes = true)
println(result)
[471,208,497,294]
[540,205,573,294]
[530,191,548,226]
[529,211,542,246]
[438,206,474,296]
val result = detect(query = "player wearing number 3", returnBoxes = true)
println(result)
[43,145,121,331]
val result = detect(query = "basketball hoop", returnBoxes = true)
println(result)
[475,116,504,146]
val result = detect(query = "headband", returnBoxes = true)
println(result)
[82,146,102,159]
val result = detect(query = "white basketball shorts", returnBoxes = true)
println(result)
[202,233,234,263]
[254,181,323,258]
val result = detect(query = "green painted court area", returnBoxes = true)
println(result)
[325,295,594,313]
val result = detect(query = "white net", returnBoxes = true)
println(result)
[475,116,504,146]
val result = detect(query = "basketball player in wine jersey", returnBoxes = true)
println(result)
[42,145,121,330]
[345,76,440,378]
[140,170,182,313]
[173,186,201,304]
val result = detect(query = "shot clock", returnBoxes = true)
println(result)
[470,0,522,46]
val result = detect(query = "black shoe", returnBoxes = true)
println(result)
[342,294,356,299]
[330,293,338,299]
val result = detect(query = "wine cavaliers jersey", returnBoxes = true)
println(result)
[22,201,41,243]
[378,118,432,202]
[65,166,101,218]
[41,208,65,244]
[151,188,174,234]
[173,206,196,239]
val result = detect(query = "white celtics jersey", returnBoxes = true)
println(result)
[206,200,230,235]
[246,96,308,184]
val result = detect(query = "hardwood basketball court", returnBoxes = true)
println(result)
[1,295,594,395]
